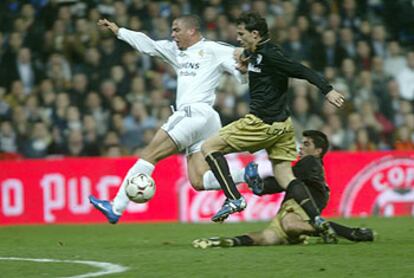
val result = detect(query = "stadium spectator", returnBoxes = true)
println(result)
[339,58,358,98]
[350,127,377,151]
[339,27,357,59]
[394,125,414,151]
[5,80,26,108]
[291,95,324,139]
[311,29,347,71]
[0,87,10,119]
[282,25,310,62]
[20,121,52,158]
[10,47,42,94]
[69,73,89,108]
[370,24,387,58]
[82,113,100,150]
[396,51,414,101]
[384,41,406,78]
[340,0,363,33]
[355,40,373,70]
[326,113,347,150]
[0,120,18,154]
[63,129,98,157]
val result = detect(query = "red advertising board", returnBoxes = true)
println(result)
[1,151,413,225]
[0,156,181,225]
[324,151,414,217]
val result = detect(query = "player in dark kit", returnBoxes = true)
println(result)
[201,12,345,243]
[194,130,375,248]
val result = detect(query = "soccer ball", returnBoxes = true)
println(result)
[125,173,156,203]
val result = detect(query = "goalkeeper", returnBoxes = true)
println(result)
[193,130,375,248]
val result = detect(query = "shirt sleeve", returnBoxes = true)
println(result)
[213,43,248,84]
[117,28,178,68]
[268,48,333,95]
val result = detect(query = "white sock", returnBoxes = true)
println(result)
[202,167,246,190]
[112,159,155,214]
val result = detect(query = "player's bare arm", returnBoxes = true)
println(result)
[325,89,345,108]
[97,18,120,35]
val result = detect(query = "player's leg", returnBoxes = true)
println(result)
[244,162,284,195]
[185,107,245,191]
[271,160,337,243]
[246,208,295,246]
[280,212,315,238]
[192,227,286,249]
[202,114,274,222]
[329,222,375,242]
[265,117,324,227]
[202,134,247,221]
[89,128,178,223]
[186,151,246,191]
[110,129,178,211]
[90,109,194,223]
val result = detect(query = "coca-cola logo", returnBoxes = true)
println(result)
[178,180,282,223]
[177,151,282,223]
[340,156,414,217]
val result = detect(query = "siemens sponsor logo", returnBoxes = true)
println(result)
[179,62,200,70]
[179,62,200,76]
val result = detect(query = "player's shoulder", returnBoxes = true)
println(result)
[261,42,284,56]
[298,155,322,168]
[203,39,236,49]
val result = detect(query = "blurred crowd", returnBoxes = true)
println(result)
[0,0,414,159]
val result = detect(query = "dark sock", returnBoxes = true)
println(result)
[205,152,241,200]
[232,235,254,246]
[258,177,285,195]
[286,179,320,223]
[329,221,357,241]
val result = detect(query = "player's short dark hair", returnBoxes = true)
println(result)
[303,130,329,158]
[236,12,269,39]
[176,15,201,32]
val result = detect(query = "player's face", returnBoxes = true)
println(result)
[236,24,259,51]
[299,137,321,158]
[171,20,193,50]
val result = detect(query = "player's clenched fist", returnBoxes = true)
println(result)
[97,18,120,35]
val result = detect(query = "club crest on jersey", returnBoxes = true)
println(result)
[255,54,263,64]
[248,63,261,73]
[248,54,262,73]
[198,50,204,57]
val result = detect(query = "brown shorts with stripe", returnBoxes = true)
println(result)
[267,199,310,244]
[219,114,297,161]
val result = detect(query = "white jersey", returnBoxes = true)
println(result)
[117,28,245,110]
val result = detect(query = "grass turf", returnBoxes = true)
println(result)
[0,217,413,278]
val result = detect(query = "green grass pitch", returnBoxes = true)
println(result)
[0,217,413,278]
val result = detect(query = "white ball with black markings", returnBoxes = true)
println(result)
[125,173,156,203]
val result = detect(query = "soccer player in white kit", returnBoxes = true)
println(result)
[89,15,248,224]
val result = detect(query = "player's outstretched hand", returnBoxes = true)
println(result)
[97,19,119,35]
[326,89,345,108]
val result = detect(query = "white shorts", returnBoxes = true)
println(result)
[161,103,221,156]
